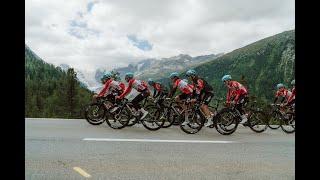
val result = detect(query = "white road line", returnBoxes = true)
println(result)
[73,167,92,178]
[26,118,83,121]
[83,138,235,143]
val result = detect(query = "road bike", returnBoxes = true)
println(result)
[269,104,295,133]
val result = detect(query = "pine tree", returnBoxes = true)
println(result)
[66,68,77,118]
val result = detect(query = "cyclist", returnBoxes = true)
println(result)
[93,71,125,104]
[116,72,150,120]
[222,74,249,125]
[168,72,194,125]
[147,78,169,102]
[186,69,215,127]
[274,83,292,104]
[285,80,295,107]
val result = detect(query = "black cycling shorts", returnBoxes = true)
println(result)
[178,93,192,100]
[201,91,214,105]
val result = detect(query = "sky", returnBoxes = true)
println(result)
[25,0,295,74]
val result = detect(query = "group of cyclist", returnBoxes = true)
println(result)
[93,69,295,127]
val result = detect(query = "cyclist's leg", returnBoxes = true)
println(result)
[131,93,144,111]
[130,91,150,119]
[175,93,188,111]
[200,92,214,117]
[235,95,247,115]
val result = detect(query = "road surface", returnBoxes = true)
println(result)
[25,118,295,180]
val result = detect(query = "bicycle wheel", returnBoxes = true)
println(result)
[268,111,281,129]
[214,108,239,135]
[280,112,295,133]
[84,103,106,125]
[105,107,130,129]
[141,105,164,131]
[247,110,268,133]
[180,110,204,134]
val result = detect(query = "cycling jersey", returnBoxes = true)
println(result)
[226,81,248,104]
[287,87,295,104]
[98,79,125,97]
[275,89,292,102]
[119,82,126,91]
[191,78,213,95]
[152,82,168,98]
[153,83,162,92]
[173,79,193,94]
[118,78,149,99]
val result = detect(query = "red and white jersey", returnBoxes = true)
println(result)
[191,79,205,94]
[226,81,248,103]
[287,87,295,103]
[119,82,126,91]
[275,89,292,101]
[129,79,148,92]
[118,78,149,99]
[152,83,162,92]
[173,79,193,94]
[97,79,124,97]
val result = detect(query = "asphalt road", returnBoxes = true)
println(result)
[25,118,295,180]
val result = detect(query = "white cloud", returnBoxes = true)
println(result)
[25,0,295,73]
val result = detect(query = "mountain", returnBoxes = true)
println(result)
[159,30,295,102]
[25,45,92,118]
[59,64,91,89]
[95,53,222,82]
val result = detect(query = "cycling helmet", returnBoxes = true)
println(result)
[169,72,179,79]
[276,83,285,89]
[221,75,232,82]
[148,78,155,85]
[125,72,134,80]
[101,71,112,81]
[291,79,295,86]
[186,69,197,77]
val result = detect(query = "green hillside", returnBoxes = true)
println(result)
[25,45,93,118]
[160,30,295,103]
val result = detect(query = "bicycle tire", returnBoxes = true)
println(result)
[105,108,130,129]
[268,111,281,129]
[141,105,164,131]
[180,109,205,134]
[84,103,106,125]
[214,108,239,135]
[280,112,295,133]
[247,110,268,133]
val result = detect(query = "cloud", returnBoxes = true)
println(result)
[25,0,294,73]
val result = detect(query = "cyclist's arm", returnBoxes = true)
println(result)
[287,89,295,104]
[233,91,241,104]
[118,84,132,99]
[226,89,232,103]
[97,81,111,97]
[273,90,281,103]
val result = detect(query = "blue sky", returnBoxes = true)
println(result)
[87,1,97,13]
[127,35,153,51]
